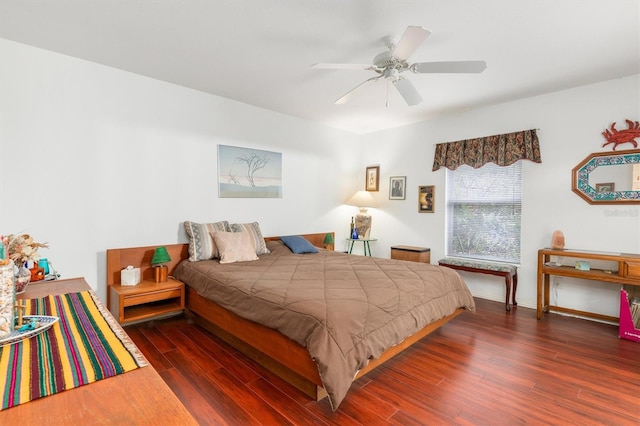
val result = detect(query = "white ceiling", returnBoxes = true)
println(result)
[1,0,638,134]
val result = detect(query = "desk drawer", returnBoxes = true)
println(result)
[624,262,640,279]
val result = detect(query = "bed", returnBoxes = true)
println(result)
[107,233,475,410]
[170,230,475,410]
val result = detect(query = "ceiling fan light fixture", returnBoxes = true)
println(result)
[313,26,486,107]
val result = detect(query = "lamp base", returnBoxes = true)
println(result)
[154,265,168,283]
[355,214,372,239]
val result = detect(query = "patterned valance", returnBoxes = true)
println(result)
[432,129,541,171]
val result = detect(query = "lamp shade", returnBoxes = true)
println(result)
[151,246,171,265]
[346,190,378,209]
[323,233,334,244]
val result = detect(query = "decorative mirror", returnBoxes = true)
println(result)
[572,149,640,204]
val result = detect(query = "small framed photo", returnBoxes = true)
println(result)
[595,182,615,192]
[389,176,406,200]
[366,166,380,191]
[419,185,435,213]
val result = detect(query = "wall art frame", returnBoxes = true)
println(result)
[418,185,435,213]
[366,166,380,192]
[218,144,282,198]
[389,176,406,200]
[595,182,615,192]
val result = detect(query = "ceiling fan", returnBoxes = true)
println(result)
[311,26,487,106]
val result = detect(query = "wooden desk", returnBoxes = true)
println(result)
[1,277,197,425]
[537,248,640,321]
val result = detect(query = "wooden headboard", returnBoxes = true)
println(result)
[106,244,189,286]
[106,232,335,286]
[264,232,334,250]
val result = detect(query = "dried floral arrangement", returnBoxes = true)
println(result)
[0,234,48,266]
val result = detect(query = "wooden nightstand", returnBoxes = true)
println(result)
[106,244,189,325]
[109,277,185,325]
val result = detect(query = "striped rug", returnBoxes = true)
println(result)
[0,290,148,410]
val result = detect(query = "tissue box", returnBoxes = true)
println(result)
[575,260,591,271]
[121,267,140,286]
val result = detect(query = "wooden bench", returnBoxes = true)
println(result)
[438,257,518,311]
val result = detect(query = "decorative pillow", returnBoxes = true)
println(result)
[184,220,230,261]
[280,235,319,254]
[229,222,270,255]
[213,231,259,264]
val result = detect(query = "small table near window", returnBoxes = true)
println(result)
[347,238,377,256]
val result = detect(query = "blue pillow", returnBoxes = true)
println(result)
[280,235,319,254]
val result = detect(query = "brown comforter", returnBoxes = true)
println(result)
[174,240,475,409]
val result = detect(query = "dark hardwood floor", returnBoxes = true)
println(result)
[125,298,640,425]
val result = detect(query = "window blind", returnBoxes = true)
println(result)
[446,162,522,263]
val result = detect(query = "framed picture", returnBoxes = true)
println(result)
[218,144,283,198]
[419,185,435,213]
[389,176,406,200]
[365,166,380,191]
[595,182,615,192]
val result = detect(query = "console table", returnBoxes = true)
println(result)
[537,248,640,321]
[0,278,197,424]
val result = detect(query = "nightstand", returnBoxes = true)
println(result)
[106,244,189,325]
[109,277,185,325]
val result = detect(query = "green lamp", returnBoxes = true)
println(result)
[151,246,171,283]
[323,233,334,251]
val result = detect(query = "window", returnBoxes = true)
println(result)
[445,162,522,263]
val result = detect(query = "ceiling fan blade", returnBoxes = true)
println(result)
[393,78,423,106]
[311,63,377,71]
[391,26,431,61]
[334,76,380,104]
[411,60,487,74]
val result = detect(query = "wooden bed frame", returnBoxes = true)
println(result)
[106,232,466,402]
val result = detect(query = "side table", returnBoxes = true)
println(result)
[106,244,189,325]
[109,277,185,325]
[347,238,377,256]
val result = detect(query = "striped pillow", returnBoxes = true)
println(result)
[229,222,270,255]
[184,220,230,261]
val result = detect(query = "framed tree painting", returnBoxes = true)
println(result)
[366,166,380,191]
[419,185,435,213]
[218,145,282,198]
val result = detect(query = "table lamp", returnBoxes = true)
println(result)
[323,233,334,251]
[346,190,377,239]
[151,246,171,283]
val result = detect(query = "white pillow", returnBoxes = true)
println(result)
[212,231,259,264]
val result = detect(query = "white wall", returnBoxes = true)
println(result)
[0,38,361,301]
[361,74,640,317]
[2,37,639,319]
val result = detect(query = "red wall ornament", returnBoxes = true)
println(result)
[602,119,640,150]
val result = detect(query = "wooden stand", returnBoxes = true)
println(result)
[107,244,188,325]
[390,245,431,263]
[537,248,640,321]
